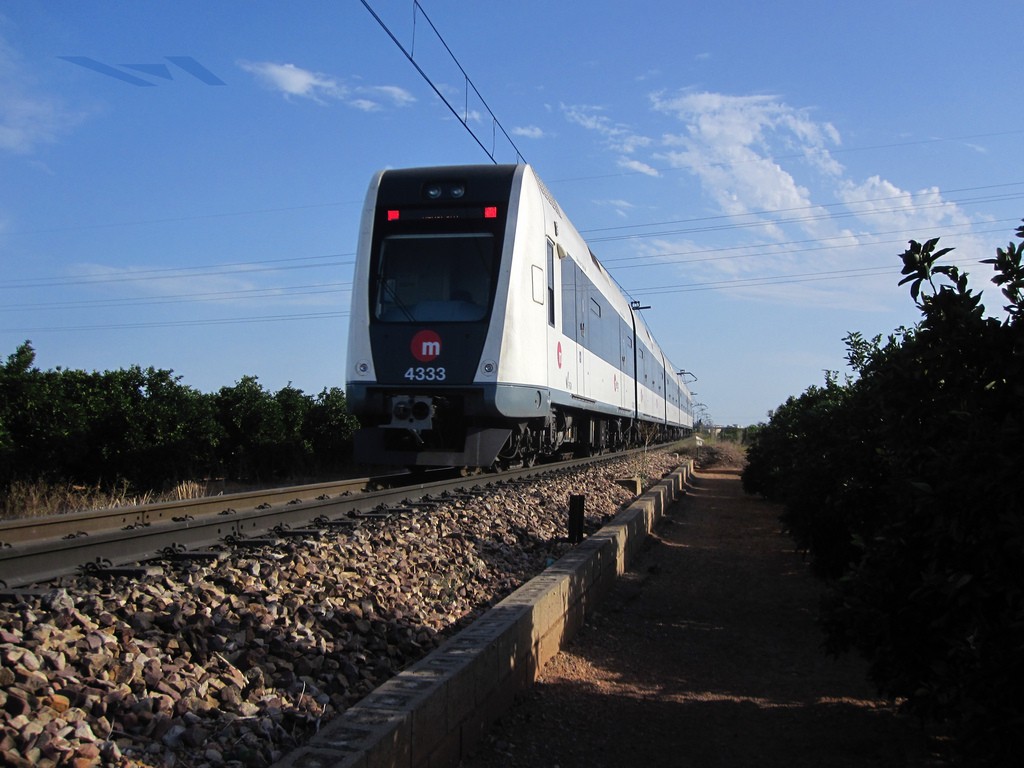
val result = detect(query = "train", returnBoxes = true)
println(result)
[345,164,693,468]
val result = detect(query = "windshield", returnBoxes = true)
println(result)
[374,233,497,322]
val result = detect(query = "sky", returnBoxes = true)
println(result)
[2,1,1023,427]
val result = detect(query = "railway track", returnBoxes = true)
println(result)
[0,451,652,589]
[0,449,686,768]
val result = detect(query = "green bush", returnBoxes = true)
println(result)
[743,223,1024,763]
[0,344,359,495]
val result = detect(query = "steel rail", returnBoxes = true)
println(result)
[0,449,665,589]
[0,475,420,547]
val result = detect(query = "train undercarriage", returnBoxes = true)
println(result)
[354,394,686,470]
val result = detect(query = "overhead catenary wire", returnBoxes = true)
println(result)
[604,221,1021,269]
[3,253,999,335]
[359,0,525,165]
[0,281,353,313]
[585,191,1024,243]
[0,255,356,291]
[579,181,1024,236]
[1,311,350,334]
[7,179,1021,292]
[625,258,992,297]
[7,1,1022,335]
[1,215,1014,329]
[0,268,892,334]
[557,129,1024,185]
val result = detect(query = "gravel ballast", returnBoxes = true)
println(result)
[0,453,681,768]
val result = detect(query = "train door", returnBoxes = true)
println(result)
[620,327,635,414]
[560,256,587,396]
[546,239,560,386]
[577,280,593,397]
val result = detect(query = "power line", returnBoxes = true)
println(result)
[1,254,355,291]
[3,218,1013,313]
[603,221,1020,270]
[0,281,353,313]
[2,201,360,238]
[1,252,998,333]
[586,191,1024,244]
[580,181,1024,236]
[360,0,524,164]
[624,257,993,297]
[2,246,1005,333]
[552,130,1024,185]
[0,311,350,334]
[7,182,1019,291]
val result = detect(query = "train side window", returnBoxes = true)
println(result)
[546,239,556,327]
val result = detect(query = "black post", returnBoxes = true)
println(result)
[568,494,585,543]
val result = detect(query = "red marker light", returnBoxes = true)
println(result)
[484,206,498,219]
[387,209,400,221]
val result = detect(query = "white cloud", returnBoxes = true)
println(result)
[238,60,414,111]
[0,32,81,155]
[599,198,636,211]
[0,91,64,154]
[513,125,545,139]
[635,69,662,82]
[565,88,988,310]
[651,91,843,185]
[615,90,984,308]
[595,198,637,219]
[562,103,658,183]
[650,92,860,241]
[618,157,659,177]
[365,85,415,108]
[835,175,982,272]
[562,103,648,154]
[647,91,973,249]
[239,61,345,102]
[348,98,380,113]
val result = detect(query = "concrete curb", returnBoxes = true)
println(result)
[276,459,694,768]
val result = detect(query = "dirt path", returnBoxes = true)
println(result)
[460,464,937,767]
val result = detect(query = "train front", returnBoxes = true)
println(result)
[345,165,519,467]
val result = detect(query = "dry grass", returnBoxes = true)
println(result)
[0,479,208,520]
[670,436,748,470]
[1,441,745,520]
[697,439,747,469]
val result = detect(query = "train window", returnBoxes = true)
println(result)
[590,298,601,317]
[374,233,496,322]
[546,240,556,327]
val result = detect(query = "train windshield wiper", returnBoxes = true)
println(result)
[380,279,416,322]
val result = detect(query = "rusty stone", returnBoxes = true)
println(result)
[44,693,71,714]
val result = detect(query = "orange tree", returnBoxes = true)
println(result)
[0,345,359,492]
[744,223,1024,764]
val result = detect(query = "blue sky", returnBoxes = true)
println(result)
[3,1,1023,426]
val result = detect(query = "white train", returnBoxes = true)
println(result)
[346,164,693,467]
